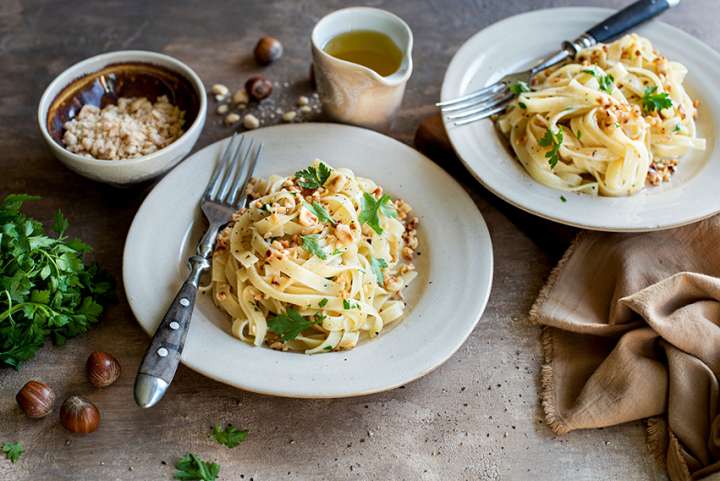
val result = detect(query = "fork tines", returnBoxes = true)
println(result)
[436,82,514,126]
[204,133,263,208]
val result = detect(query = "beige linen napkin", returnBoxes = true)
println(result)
[530,215,720,481]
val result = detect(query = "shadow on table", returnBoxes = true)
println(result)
[413,113,577,260]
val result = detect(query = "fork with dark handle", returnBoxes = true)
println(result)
[438,0,680,125]
[134,133,262,408]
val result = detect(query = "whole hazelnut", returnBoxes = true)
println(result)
[254,36,283,66]
[16,380,55,418]
[245,76,273,101]
[86,351,121,388]
[60,396,100,434]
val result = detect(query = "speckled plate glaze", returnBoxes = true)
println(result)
[442,7,720,232]
[123,123,493,398]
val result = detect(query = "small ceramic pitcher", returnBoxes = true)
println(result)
[311,7,413,131]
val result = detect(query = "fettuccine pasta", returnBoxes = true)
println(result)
[210,160,419,354]
[497,34,705,196]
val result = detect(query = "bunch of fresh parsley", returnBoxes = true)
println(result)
[0,194,113,368]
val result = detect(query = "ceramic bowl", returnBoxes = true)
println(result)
[37,50,207,185]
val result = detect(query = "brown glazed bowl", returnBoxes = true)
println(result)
[37,51,206,185]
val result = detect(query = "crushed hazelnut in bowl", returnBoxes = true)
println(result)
[38,51,206,185]
[63,96,185,160]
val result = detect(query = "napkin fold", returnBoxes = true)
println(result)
[530,216,720,481]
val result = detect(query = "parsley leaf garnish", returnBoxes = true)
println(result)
[538,128,564,169]
[318,298,328,308]
[2,442,23,463]
[303,201,335,225]
[560,195,567,203]
[673,124,682,133]
[211,423,248,448]
[642,86,672,113]
[174,453,220,481]
[294,162,332,189]
[301,234,327,260]
[358,193,397,235]
[518,101,527,110]
[0,194,114,368]
[369,257,388,285]
[313,313,326,324]
[267,308,311,341]
[509,81,530,95]
[343,299,358,310]
[582,69,613,93]
[598,74,614,94]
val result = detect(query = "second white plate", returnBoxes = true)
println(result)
[123,123,493,398]
[442,7,720,232]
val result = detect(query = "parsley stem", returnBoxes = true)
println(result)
[0,302,58,324]
[37,249,61,276]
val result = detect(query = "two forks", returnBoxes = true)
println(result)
[438,0,680,126]
[134,133,262,408]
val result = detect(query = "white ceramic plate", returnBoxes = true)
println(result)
[441,7,720,232]
[123,123,493,398]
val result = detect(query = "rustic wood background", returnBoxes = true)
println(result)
[1,0,718,480]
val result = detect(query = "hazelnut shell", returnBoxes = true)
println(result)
[86,351,121,388]
[245,76,273,101]
[254,36,283,66]
[60,396,100,434]
[16,380,56,418]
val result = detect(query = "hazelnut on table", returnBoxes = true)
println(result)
[254,36,283,66]
[246,76,273,101]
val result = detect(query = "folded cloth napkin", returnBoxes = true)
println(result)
[530,215,720,481]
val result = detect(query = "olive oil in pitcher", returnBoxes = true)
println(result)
[323,30,403,76]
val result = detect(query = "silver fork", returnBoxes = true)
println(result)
[134,133,262,408]
[438,0,680,126]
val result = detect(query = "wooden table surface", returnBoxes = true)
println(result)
[1,0,717,480]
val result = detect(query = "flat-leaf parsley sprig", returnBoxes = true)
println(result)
[294,162,332,190]
[642,86,672,114]
[358,193,397,235]
[302,201,335,225]
[538,128,564,169]
[2,442,23,463]
[301,234,327,260]
[211,423,248,448]
[174,453,219,481]
[267,308,312,342]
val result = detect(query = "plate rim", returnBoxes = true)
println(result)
[123,122,494,398]
[441,6,720,232]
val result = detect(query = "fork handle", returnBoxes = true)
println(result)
[564,0,679,54]
[133,253,211,408]
[589,0,678,44]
